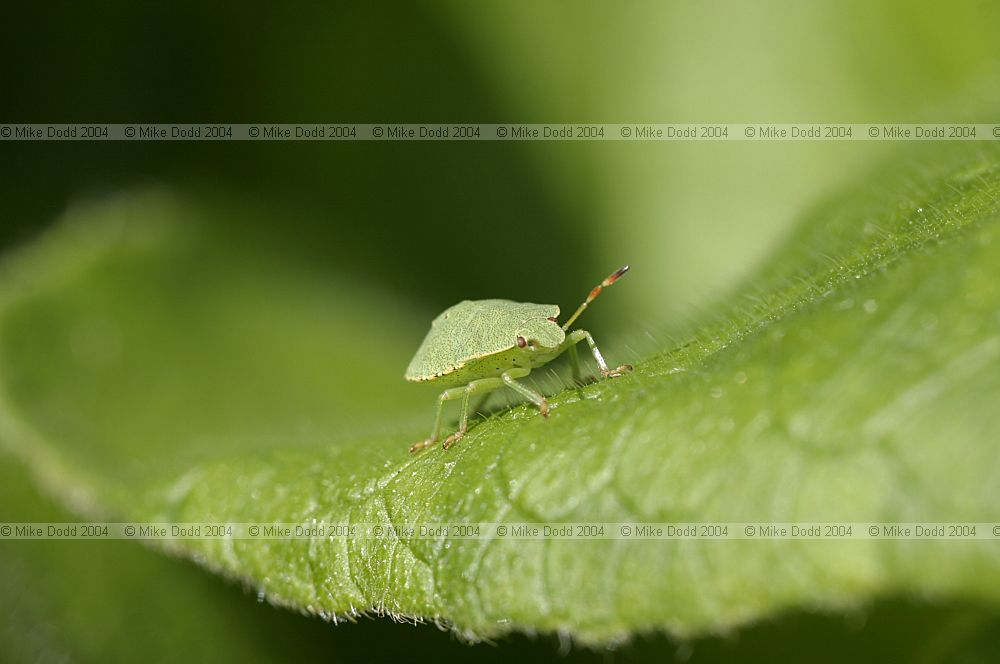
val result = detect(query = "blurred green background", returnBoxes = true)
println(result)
[2,0,1000,661]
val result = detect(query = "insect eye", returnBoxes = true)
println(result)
[516,335,527,348]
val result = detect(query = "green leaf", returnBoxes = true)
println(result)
[1,142,999,643]
[0,453,397,663]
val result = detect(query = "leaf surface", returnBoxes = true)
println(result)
[2,144,1000,642]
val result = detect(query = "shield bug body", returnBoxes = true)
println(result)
[406,266,633,453]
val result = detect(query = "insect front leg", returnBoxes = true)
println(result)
[562,329,633,378]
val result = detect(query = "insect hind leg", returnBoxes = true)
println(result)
[410,385,468,454]
[411,377,508,453]
[442,377,506,450]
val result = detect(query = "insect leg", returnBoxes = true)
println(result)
[409,386,467,454]
[562,329,633,378]
[500,368,549,417]
[443,377,505,450]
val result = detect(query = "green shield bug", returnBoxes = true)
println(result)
[406,266,633,453]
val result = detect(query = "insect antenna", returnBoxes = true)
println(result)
[561,265,630,331]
